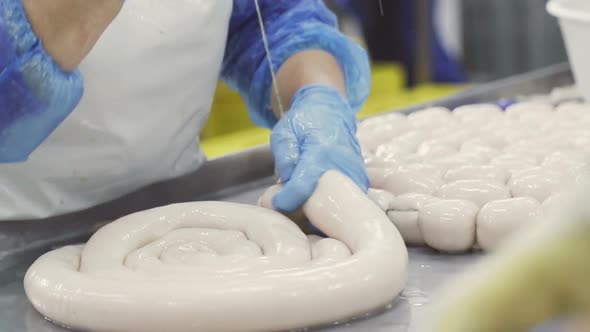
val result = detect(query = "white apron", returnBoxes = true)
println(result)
[0,0,233,220]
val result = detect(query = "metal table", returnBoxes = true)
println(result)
[0,63,575,332]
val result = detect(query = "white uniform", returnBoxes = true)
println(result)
[0,0,233,220]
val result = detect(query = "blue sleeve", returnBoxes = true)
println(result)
[0,0,83,163]
[221,0,371,128]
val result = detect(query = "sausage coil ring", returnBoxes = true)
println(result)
[24,171,408,332]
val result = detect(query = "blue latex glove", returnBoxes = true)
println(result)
[270,84,369,212]
[221,0,371,129]
[0,0,83,163]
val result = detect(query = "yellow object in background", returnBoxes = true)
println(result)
[201,63,465,158]
[200,83,252,140]
[358,64,464,119]
[199,82,270,158]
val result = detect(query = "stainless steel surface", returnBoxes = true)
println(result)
[0,182,482,332]
[0,64,574,331]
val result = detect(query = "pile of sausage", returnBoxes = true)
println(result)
[359,102,590,252]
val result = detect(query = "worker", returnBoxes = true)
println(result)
[0,0,370,220]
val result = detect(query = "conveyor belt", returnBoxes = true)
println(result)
[0,63,575,331]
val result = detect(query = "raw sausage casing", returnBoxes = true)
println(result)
[24,171,408,332]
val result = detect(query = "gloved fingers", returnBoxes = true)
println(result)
[350,149,371,191]
[270,124,300,182]
[346,130,364,155]
[348,164,370,192]
[272,158,320,212]
[272,150,369,212]
[325,144,370,193]
[343,133,370,191]
[336,155,370,193]
[272,158,369,212]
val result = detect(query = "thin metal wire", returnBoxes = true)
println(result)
[379,0,384,16]
[254,0,286,118]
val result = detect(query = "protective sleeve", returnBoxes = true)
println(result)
[0,0,83,163]
[221,0,371,129]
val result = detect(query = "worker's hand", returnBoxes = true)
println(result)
[270,85,369,212]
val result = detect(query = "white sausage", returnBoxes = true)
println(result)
[476,197,542,251]
[459,141,500,161]
[419,199,479,253]
[438,179,511,208]
[367,189,396,212]
[397,163,444,179]
[382,168,443,196]
[407,107,453,129]
[502,142,551,163]
[490,154,538,175]
[386,130,429,153]
[444,165,509,184]
[367,167,395,189]
[542,193,567,215]
[360,102,589,255]
[430,154,485,173]
[386,193,438,246]
[24,171,408,332]
[358,112,407,132]
[416,141,457,160]
[508,167,563,202]
[365,156,402,169]
[505,101,553,117]
[542,151,590,176]
[452,104,503,125]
